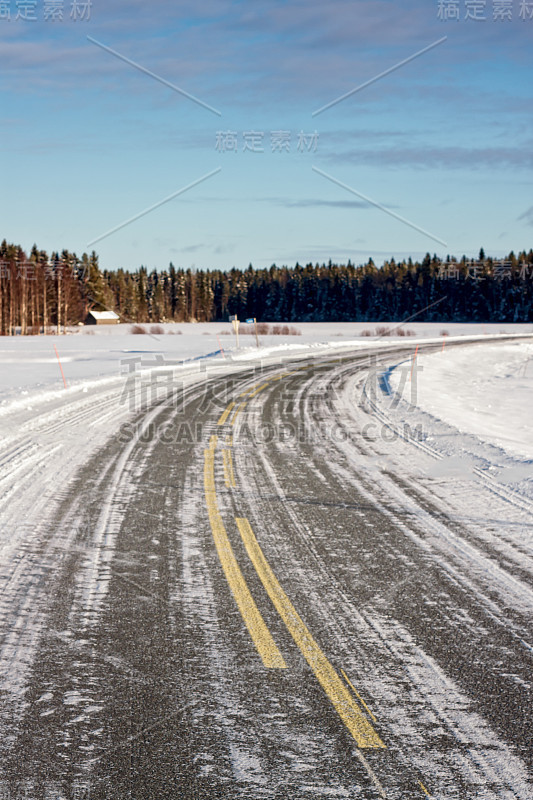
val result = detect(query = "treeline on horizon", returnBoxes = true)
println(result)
[1,239,533,334]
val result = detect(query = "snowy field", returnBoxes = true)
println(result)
[389,340,533,460]
[0,321,532,409]
[1,321,532,474]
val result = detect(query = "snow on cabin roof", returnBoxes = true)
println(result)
[87,310,119,320]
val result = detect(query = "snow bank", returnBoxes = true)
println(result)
[390,340,533,460]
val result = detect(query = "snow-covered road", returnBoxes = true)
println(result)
[0,338,531,798]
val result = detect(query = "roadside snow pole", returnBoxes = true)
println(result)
[409,345,419,382]
[54,344,68,389]
[216,335,226,358]
[442,334,447,352]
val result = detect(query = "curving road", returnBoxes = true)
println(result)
[0,345,531,799]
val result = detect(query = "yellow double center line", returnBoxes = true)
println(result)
[217,401,236,426]
[204,369,441,791]
[217,379,273,428]
[235,517,385,750]
[204,425,384,748]
[203,439,286,669]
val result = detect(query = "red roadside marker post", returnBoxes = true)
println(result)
[54,344,68,389]
[216,335,226,358]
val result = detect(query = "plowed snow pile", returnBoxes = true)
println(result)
[390,341,533,460]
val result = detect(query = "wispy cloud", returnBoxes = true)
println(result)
[312,36,447,116]
[214,243,237,255]
[518,206,533,226]
[87,36,222,115]
[312,166,447,246]
[285,199,369,209]
[259,197,369,209]
[4,2,531,111]
[180,244,204,253]
[323,145,533,171]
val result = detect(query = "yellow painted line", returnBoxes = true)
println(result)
[223,448,236,488]
[231,400,247,426]
[235,517,385,749]
[238,380,263,398]
[238,380,272,399]
[217,401,236,426]
[219,374,279,426]
[247,381,271,398]
[209,434,218,450]
[341,669,378,723]
[225,434,233,446]
[418,782,432,797]
[203,450,286,669]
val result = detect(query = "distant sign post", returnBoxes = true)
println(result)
[229,314,240,349]
[245,317,260,348]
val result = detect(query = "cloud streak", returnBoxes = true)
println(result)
[312,166,447,246]
[312,36,447,116]
[323,144,533,171]
[87,36,222,116]
[518,206,533,226]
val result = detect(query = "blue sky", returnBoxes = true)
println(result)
[1,0,532,271]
